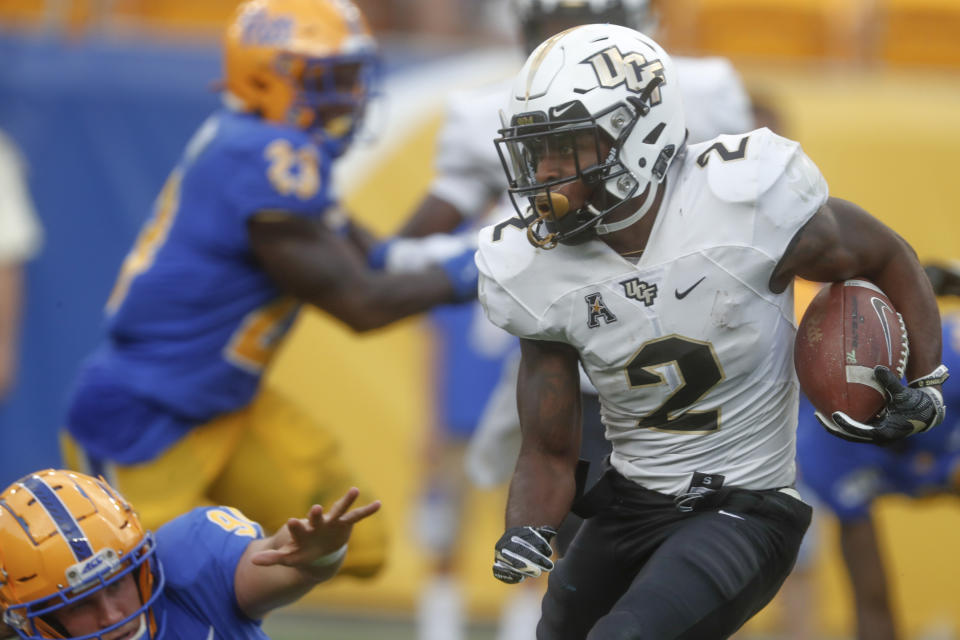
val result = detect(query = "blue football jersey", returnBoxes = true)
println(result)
[797,313,960,521]
[153,506,267,639]
[67,109,335,462]
[429,302,516,439]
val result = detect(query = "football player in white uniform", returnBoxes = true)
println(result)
[367,3,759,640]
[478,24,947,639]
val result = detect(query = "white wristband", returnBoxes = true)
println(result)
[309,544,348,568]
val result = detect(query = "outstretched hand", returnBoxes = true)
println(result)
[249,488,380,572]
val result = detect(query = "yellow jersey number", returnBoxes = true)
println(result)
[224,297,299,374]
[265,139,320,200]
[106,168,183,314]
[206,507,260,538]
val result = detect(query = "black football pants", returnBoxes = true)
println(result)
[538,470,812,640]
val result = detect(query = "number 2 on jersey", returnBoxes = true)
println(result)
[625,335,725,433]
[696,136,749,168]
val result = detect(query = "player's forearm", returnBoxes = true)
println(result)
[309,267,459,332]
[867,242,942,383]
[508,340,582,528]
[827,199,941,381]
[505,450,578,529]
[396,194,465,238]
[234,528,341,620]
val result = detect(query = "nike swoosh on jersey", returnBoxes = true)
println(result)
[206,627,214,640]
[675,276,706,299]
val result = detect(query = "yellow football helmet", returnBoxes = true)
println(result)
[0,470,164,639]
[223,0,378,151]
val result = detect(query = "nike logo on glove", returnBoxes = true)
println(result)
[675,276,706,299]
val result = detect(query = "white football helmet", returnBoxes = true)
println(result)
[513,0,656,53]
[495,23,686,248]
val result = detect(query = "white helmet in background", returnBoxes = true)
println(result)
[513,0,656,53]
[495,23,686,248]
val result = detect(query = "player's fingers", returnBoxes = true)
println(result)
[873,366,903,397]
[831,411,878,439]
[492,560,526,584]
[287,517,310,541]
[327,487,361,520]
[307,504,325,529]
[815,411,871,442]
[249,549,285,567]
[340,500,381,524]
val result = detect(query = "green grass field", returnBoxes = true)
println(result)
[261,609,823,640]
[263,610,499,640]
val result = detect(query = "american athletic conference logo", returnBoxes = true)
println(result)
[583,46,665,105]
[585,293,617,329]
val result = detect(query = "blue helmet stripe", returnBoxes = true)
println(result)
[0,500,32,539]
[21,475,93,561]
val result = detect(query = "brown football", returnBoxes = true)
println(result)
[794,279,908,422]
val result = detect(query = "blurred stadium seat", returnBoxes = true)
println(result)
[0,0,450,38]
[879,0,960,67]
[682,0,873,62]
[108,0,239,33]
[0,0,241,36]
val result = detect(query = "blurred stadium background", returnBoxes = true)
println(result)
[1,0,959,638]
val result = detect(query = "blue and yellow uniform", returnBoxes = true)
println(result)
[154,506,269,638]
[797,313,960,521]
[62,108,386,576]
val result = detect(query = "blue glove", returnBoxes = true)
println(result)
[439,247,479,302]
[493,525,557,584]
[367,239,392,270]
[816,365,948,444]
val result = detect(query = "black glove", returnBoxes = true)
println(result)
[816,365,948,444]
[492,525,557,584]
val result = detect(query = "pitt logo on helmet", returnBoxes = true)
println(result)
[224,0,378,148]
[583,46,665,104]
[239,9,293,46]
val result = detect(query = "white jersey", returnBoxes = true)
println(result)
[0,131,43,264]
[476,128,828,495]
[430,56,755,222]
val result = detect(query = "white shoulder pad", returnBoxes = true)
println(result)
[693,128,820,204]
[477,217,616,341]
[675,56,755,143]
[476,219,549,340]
[686,128,828,262]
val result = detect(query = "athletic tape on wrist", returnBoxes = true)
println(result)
[909,364,950,389]
[309,544,348,568]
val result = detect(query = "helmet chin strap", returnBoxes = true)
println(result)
[594,182,655,235]
[128,613,149,640]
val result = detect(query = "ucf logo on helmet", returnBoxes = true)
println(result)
[583,46,665,104]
